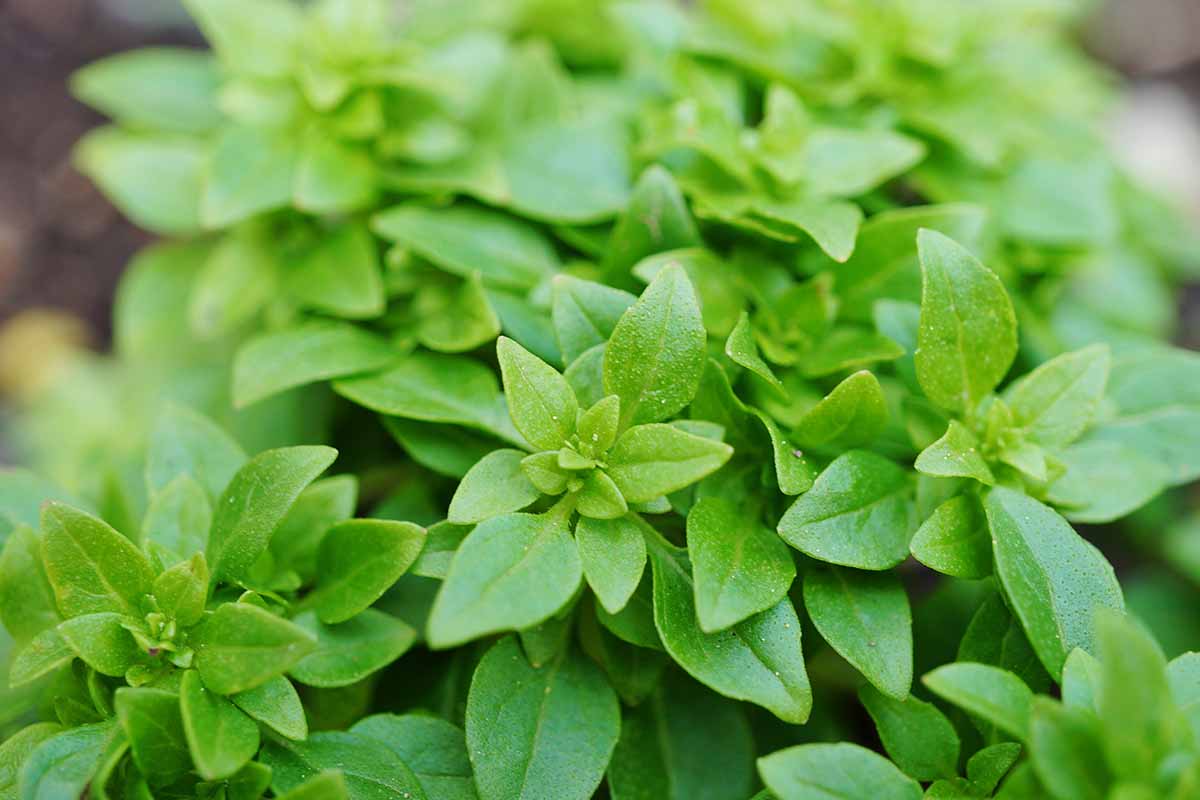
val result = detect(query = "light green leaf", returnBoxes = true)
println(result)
[272,770,350,800]
[427,513,581,649]
[650,542,811,723]
[1046,440,1170,524]
[270,475,357,581]
[551,276,636,366]
[261,731,426,799]
[602,165,701,279]
[57,613,139,677]
[202,125,298,228]
[309,519,426,624]
[417,274,503,354]
[293,132,377,214]
[923,663,1034,742]
[142,475,212,564]
[15,723,114,800]
[289,222,385,319]
[915,420,994,484]
[604,264,707,429]
[71,47,221,134]
[804,566,913,699]
[985,487,1124,679]
[497,337,578,451]
[9,627,74,687]
[793,370,888,450]
[114,687,191,788]
[725,312,782,391]
[145,404,246,501]
[449,450,542,526]
[915,230,1017,414]
[188,227,279,338]
[373,204,557,290]
[231,675,307,741]
[465,637,619,800]
[687,497,795,632]
[777,451,913,570]
[860,685,960,781]
[1004,344,1110,447]
[193,603,317,694]
[803,127,926,197]
[180,669,260,781]
[749,197,863,262]
[0,523,59,642]
[289,609,417,688]
[0,723,62,798]
[182,0,300,78]
[233,322,396,408]
[73,127,204,235]
[1029,697,1110,800]
[797,326,905,378]
[576,515,647,615]
[606,424,732,504]
[575,470,629,519]
[152,553,208,627]
[910,494,991,579]
[757,743,922,800]
[385,419,499,480]
[352,714,476,800]
[41,502,154,618]
[206,445,338,583]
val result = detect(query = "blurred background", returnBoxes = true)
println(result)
[1,0,1199,356]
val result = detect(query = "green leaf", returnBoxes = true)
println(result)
[793,370,888,450]
[336,353,521,445]
[293,132,377,215]
[465,637,619,800]
[373,204,557,290]
[1004,344,1110,448]
[385,419,499,480]
[757,743,922,800]
[1029,697,1110,800]
[923,663,1034,742]
[152,553,208,627]
[967,743,1023,795]
[231,674,307,741]
[804,566,913,699]
[859,684,960,781]
[985,487,1124,679]
[631,248,746,338]
[182,0,300,78]
[73,127,204,235]
[1062,648,1103,711]
[910,494,991,579]
[1046,440,1171,524]
[777,451,913,570]
[71,47,221,133]
[201,125,298,228]
[748,197,863,262]
[427,513,582,649]
[16,723,114,800]
[352,714,476,800]
[206,445,338,583]
[9,627,74,687]
[187,226,279,338]
[725,312,783,391]
[145,404,246,501]
[915,420,994,484]
[575,470,629,519]
[233,322,396,408]
[417,274,503,354]
[1095,610,1189,780]
[142,475,212,564]
[497,337,578,451]
[602,165,701,279]
[797,326,905,378]
[289,222,385,319]
[915,230,1017,414]
[687,497,795,632]
[114,687,191,788]
[309,519,425,623]
[41,502,154,618]
[607,676,754,800]
[577,395,621,456]
[57,613,139,677]
[193,603,317,694]
[756,411,817,496]
[0,523,59,642]
[272,770,350,800]
[606,424,733,504]
[958,592,1052,696]
[270,475,357,581]
[289,609,417,688]
[180,669,260,781]
[576,515,647,615]
[802,126,926,197]
[551,276,636,366]
[603,264,707,429]
[650,542,811,723]
[261,731,426,799]
[0,722,62,798]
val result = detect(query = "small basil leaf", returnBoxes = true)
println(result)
[757,743,922,800]
[230,674,307,741]
[923,663,1034,742]
[449,450,542,525]
[576,515,647,615]
[310,520,426,624]
[289,609,417,688]
[180,669,260,781]
[497,336,579,451]
[114,687,190,787]
[193,603,317,694]
[41,502,154,618]
[606,424,733,504]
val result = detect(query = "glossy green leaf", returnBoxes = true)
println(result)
[923,663,1034,742]
[804,566,913,699]
[793,370,888,450]
[309,519,426,623]
[777,451,912,570]
[606,424,732,504]
[910,494,991,579]
[152,553,208,627]
[603,264,706,429]
[114,687,190,788]
[465,637,619,800]
[261,731,427,800]
[145,404,246,501]
[0,523,59,642]
[272,770,350,800]
[9,627,75,687]
[758,743,922,800]
[551,276,636,365]
[230,674,307,741]
[0,723,62,798]
[915,420,994,484]
[1004,344,1110,448]
[915,230,1017,414]
[180,669,260,781]
[233,322,396,408]
[985,487,1124,679]
[576,515,647,615]
[193,602,317,694]
[687,497,795,632]
[352,714,475,800]
[57,613,139,678]
[497,337,578,451]
[289,222,385,320]
[427,513,581,648]
[142,475,212,564]
[860,684,960,781]
[16,723,114,800]
[206,445,337,583]
[603,165,701,279]
[1029,697,1110,800]
[417,274,503,354]
[289,609,417,688]
[41,502,153,618]
[725,313,782,391]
